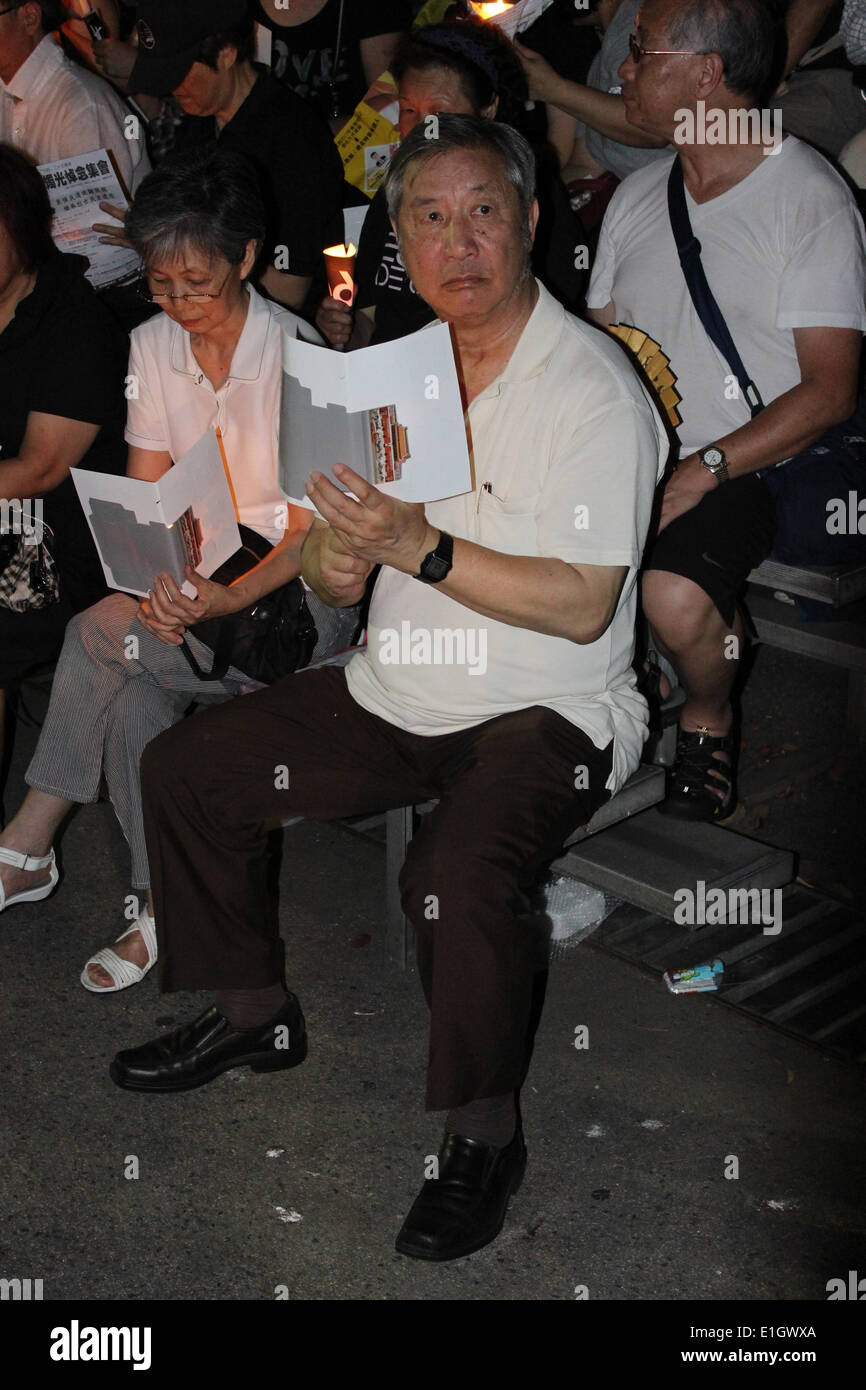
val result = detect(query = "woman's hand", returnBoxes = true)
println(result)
[136,568,242,646]
[92,201,132,248]
[315,296,355,348]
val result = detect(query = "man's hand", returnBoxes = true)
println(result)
[302,522,373,605]
[92,201,132,248]
[92,36,138,91]
[657,454,715,532]
[306,463,434,574]
[315,296,354,348]
[514,41,564,105]
[136,568,242,646]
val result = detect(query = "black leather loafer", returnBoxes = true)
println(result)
[395,1127,527,1262]
[109,993,307,1093]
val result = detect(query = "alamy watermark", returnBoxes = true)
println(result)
[378,622,487,676]
[674,101,782,156]
[674,881,782,934]
[0,498,44,545]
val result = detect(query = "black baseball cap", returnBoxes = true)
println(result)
[129,0,249,96]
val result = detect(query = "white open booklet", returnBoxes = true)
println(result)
[278,320,473,509]
[71,430,241,599]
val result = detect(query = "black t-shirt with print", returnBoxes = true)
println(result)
[253,0,412,119]
[173,68,344,281]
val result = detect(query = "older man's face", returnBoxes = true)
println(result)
[395,147,537,327]
[619,0,705,140]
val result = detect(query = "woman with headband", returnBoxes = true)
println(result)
[316,16,587,349]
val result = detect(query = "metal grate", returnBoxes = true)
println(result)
[586,885,866,1064]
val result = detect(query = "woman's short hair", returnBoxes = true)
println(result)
[392,16,528,130]
[0,143,56,274]
[125,147,266,270]
[385,112,536,230]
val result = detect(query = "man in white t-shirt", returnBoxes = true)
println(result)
[110,115,668,1262]
[0,1,148,193]
[587,0,866,823]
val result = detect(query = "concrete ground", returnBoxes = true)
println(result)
[0,639,864,1304]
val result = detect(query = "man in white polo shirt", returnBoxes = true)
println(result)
[110,115,668,1262]
[0,0,148,192]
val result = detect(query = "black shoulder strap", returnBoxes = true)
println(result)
[667,156,765,418]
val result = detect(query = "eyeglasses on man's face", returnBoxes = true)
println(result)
[628,34,706,63]
[138,264,235,305]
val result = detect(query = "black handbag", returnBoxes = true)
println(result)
[179,525,318,684]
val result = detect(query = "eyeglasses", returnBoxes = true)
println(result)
[628,34,705,63]
[0,2,24,15]
[138,265,234,305]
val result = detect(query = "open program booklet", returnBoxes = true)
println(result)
[71,430,240,599]
[278,320,472,509]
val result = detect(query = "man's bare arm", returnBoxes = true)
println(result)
[306,468,629,645]
[784,0,839,77]
[516,43,668,149]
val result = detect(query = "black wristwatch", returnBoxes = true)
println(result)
[414,530,454,584]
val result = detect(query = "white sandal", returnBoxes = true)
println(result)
[80,910,157,993]
[0,847,58,910]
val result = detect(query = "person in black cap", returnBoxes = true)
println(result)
[117,0,345,312]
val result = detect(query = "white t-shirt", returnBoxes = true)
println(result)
[345,283,669,792]
[125,284,321,544]
[0,34,149,194]
[587,138,866,455]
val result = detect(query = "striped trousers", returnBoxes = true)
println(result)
[25,591,358,889]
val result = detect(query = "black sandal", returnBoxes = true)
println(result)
[658,725,737,822]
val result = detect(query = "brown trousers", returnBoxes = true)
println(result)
[140,666,613,1110]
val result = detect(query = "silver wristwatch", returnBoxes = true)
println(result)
[698,445,729,485]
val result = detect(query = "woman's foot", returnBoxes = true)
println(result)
[82,910,157,992]
[0,845,57,909]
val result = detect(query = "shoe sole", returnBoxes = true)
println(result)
[394,1150,528,1262]
[109,1032,308,1093]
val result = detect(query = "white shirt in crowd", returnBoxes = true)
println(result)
[125,283,321,545]
[587,137,866,456]
[346,283,669,793]
[0,33,149,194]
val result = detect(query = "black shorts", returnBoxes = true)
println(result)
[644,474,776,627]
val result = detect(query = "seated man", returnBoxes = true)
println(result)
[0,0,149,192]
[587,0,866,823]
[110,114,668,1262]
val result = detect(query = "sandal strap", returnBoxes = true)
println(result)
[81,911,157,993]
[674,727,734,794]
[0,846,54,873]
[117,910,157,961]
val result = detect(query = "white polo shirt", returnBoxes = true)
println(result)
[0,34,150,194]
[345,282,669,792]
[125,283,321,544]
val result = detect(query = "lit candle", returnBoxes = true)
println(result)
[323,242,357,307]
[469,2,515,19]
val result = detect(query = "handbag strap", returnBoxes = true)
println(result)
[667,156,765,419]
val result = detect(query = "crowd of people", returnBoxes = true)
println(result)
[1,0,865,1263]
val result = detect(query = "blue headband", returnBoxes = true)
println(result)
[416,28,501,94]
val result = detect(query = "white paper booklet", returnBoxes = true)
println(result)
[278,320,472,508]
[71,430,241,598]
[37,147,140,289]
